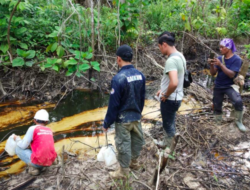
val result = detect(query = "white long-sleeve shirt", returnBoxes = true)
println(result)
[16,125,37,149]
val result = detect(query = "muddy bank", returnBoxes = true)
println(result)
[1,35,249,103]
[1,36,250,189]
[1,80,250,190]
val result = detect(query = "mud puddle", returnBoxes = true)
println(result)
[0,90,200,177]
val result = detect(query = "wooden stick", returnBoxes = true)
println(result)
[155,152,162,190]
[133,180,153,190]
[145,54,164,70]
[61,145,65,176]
[167,166,249,176]
[10,177,35,190]
[149,133,180,186]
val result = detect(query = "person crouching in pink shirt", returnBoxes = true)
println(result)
[14,109,57,175]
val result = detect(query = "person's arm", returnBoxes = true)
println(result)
[208,60,218,76]
[213,58,235,78]
[103,79,122,130]
[161,70,178,102]
[140,75,146,112]
[15,126,35,149]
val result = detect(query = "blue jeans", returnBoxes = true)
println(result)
[15,146,43,168]
[160,100,182,137]
[213,87,243,114]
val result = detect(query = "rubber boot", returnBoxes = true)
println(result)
[129,159,140,170]
[28,166,40,176]
[214,114,222,124]
[153,130,173,149]
[235,111,246,132]
[109,167,130,179]
[53,157,58,165]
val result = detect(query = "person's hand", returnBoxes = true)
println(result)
[13,134,18,141]
[160,93,168,102]
[212,58,222,67]
[102,127,108,132]
[207,58,214,65]
[156,90,161,96]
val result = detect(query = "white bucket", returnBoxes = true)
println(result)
[97,145,117,167]
[5,134,17,156]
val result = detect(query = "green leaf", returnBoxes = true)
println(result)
[93,65,100,72]
[216,27,227,36]
[56,59,62,63]
[168,154,175,160]
[17,2,26,11]
[44,63,52,68]
[88,46,93,53]
[16,27,27,35]
[48,31,58,38]
[56,46,64,57]
[16,49,26,57]
[81,52,87,59]
[26,50,36,59]
[66,70,74,76]
[47,58,57,65]
[85,53,93,59]
[76,71,83,77]
[0,44,8,53]
[20,43,28,49]
[72,44,80,48]
[55,26,60,31]
[90,77,95,82]
[90,61,99,67]
[40,66,45,71]
[64,58,77,66]
[25,61,34,67]
[46,44,52,52]
[79,63,90,72]
[51,42,58,52]
[52,65,59,72]
[185,21,191,31]
[12,57,25,67]
[74,50,81,59]
[213,174,218,182]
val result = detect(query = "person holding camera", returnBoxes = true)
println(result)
[208,38,246,132]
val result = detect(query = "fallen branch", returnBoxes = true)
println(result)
[65,150,76,157]
[10,177,35,190]
[183,32,218,56]
[145,54,164,70]
[0,80,7,96]
[155,151,162,190]
[133,180,153,190]
[167,166,249,176]
[69,138,96,149]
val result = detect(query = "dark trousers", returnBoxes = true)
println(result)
[160,100,182,137]
[213,87,243,114]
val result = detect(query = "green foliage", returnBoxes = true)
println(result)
[144,0,250,39]
[0,0,100,77]
[244,44,250,59]
[0,0,249,77]
[145,0,185,32]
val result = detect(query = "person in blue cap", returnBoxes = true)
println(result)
[209,38,246,132]
[102,44,146,179]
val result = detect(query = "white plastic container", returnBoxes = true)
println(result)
[97,146,106,162]
[97,145,117,166]
[5,134,17,156]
